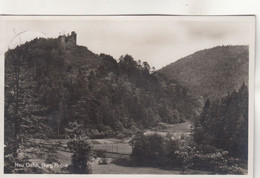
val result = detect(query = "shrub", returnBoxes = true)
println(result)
[129,132,245,174]
[67,139,92,174]
[95,149,106,158]
[130,132,165,167]
[116,133,125,139]
[163,139,182,169]
[99,158,108,165]
[45,154,60,164]
[113,157,133,166]
[129,131,151,166]
[187,150,244,174]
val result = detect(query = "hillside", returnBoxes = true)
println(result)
[4,32,200,139]
[4,33,249,175]
[157,46,249,100]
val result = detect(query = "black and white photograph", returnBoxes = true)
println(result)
[1,16,255,175]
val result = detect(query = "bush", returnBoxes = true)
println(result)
[98,158,108,165]
[186,150,244,174]
[116,133,125,139]
[130,132,165,167]
[113,157,133,166]
[163,139,182,169]
[45,154,60,164]
[129,132,150,166]
[89,130,107,139]
[95,149,106,158]
[129,132,246,174]
[67,139,92,174]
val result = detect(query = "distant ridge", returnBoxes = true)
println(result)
[157,45,249,100]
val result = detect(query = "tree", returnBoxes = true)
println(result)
[5,46,24,139]
[151,66,156,73]
[67,140,92,174]
[66,121,92,174]
[129,131,150,166]
[164,139,180,169]
[5,44,54,173]
[193,84,248,161]
[130,132,166,167]
[142,61,150,73]
[5,45,31,173]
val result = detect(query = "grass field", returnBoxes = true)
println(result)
[144,122,192,139]
[92,162,213,174]
[93,143,132,154]
[23,122,197,174]
[92,163,180,174]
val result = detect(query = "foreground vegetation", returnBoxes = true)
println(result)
[126,132,246,174]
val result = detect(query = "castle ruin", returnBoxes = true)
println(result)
[59,31,77,49]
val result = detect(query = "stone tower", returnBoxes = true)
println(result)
[59,31,77,48]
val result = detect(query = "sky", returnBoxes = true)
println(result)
[0,16,254,69]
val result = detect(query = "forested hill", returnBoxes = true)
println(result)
[5,33,200,138]
[157,46,249,100]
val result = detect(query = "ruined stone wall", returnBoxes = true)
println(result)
[59,31,77,49]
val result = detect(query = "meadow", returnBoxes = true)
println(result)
[21,122,195,174]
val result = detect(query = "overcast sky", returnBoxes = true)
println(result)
[0,16,254,69]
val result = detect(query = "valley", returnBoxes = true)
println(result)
[4,32,249,174]
[20,122,193,174]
